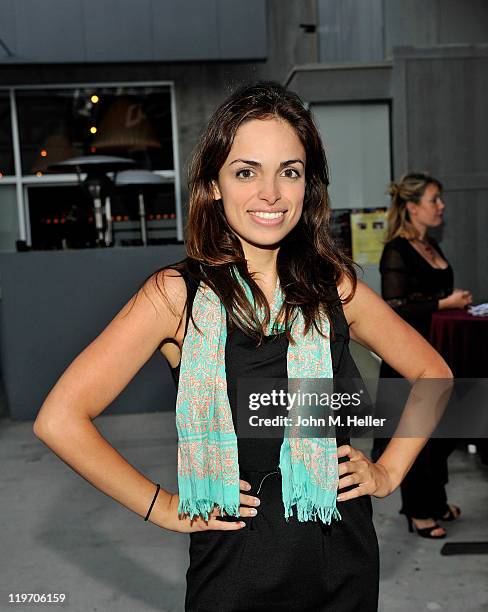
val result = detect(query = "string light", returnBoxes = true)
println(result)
[90,126,97,134]
[40,149,47,157]
[91,95,99,104]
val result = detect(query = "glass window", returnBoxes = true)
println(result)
[27,182,177,250]
[110,183,177,246]
[0,93,14,177]
[0,186,20,251]
[27,184,94,250]
[0,84,179,251]
[16,86,174,176]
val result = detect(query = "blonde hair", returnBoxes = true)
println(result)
[385,172,443,242]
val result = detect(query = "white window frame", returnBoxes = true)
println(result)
[0,80,183,244]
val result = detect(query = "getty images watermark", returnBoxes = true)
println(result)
[236,377,488,439]
[247,388,385,429]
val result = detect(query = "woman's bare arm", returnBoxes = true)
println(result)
[336,277,453,499]
[33,269,187,527]
[33,269,255,532]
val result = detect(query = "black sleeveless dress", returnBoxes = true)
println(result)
[167,263,379,612]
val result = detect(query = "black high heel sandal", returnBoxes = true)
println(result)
[438,504,461,522]
[406,516,447,539]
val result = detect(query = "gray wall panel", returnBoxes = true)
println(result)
[384,0,438,55]
[5,0,488,65]
[217,0,266,59]
[14,0,85,62]
[152,0,220,61]
[317,0,384,63]
[0,245,186,420]
[384,0,488,58]
[439,0,488,44]
[0,0,267,63]
[0,0,17,59]
[84,0,153,62]
[436,190,488,303]
[287,64,392,102]
[405,57,488,176]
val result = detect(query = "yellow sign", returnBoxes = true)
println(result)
[350,210,387,265]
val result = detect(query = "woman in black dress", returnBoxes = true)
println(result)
[34,86,453,611]
[374,172,472,539]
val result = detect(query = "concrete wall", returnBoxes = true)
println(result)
[317,0,488,63]
[392,44,488,302]
[384,0,488,55]
[317,0,384,62]
[0,245,186,420]
[0,0,267,62]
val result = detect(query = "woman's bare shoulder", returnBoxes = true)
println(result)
[336,271,358,310]
[133,267,188,334]
[336,273,376,329]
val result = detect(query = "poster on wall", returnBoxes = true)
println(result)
[330,208,387,264]
[350,209,387,265]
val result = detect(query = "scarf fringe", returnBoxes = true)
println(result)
[282,466,341,525]
[178,497,240,522]
[284,500,342,525]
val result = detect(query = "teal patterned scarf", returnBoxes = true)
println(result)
[175,268,341,525]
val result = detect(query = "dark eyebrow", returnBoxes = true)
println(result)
[229,159,261,168]
[229,158,305,169]
[280,159,305,169]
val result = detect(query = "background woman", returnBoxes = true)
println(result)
[373,172,472,539]
[33,86,452,611]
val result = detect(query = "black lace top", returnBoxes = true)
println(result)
[379,236,454,377]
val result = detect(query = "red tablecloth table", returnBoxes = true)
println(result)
[430,309,488,555]
[430,309,488,377]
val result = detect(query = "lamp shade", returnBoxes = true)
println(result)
[31,133,78,173]
[93,97,161,151]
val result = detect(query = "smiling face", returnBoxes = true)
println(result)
[407,183,445,230]
[212,117,306,253]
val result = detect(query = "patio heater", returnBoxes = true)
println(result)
[47,155,135,247]
[115,170,166,246]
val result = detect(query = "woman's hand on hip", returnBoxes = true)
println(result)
[161,480,260,533]
[336,444,393,501]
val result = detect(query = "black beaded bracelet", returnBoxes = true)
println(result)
[144,483,161,521]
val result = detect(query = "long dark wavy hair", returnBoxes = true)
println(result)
[139,81,357,345]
